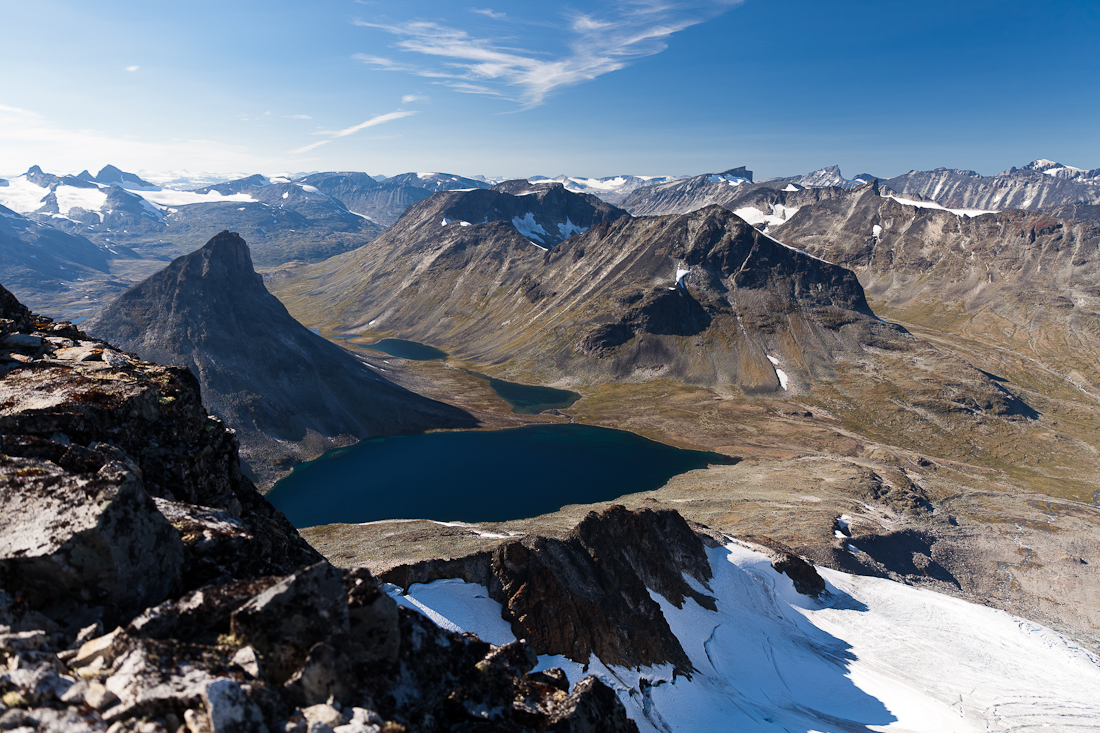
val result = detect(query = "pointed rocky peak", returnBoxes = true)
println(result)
[25,165,44,175]
[853,178,881,196]
[76,169,95,181]
[194,230,258,278]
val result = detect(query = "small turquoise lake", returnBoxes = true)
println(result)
[357,338,447,360]
[469,372,581,414]
[267,423,735,527]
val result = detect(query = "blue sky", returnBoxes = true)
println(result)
[1,0,1096,180]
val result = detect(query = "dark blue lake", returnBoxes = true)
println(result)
[267,423,736,527]
[469,372,581,414]
[358,338,447,360]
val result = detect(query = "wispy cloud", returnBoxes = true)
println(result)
[124,65,140,72]
[319,110,418,138]
[286,114,313,120]
[290,140,331,154]
[401,94,430,104]
[353,2,743,107]
[291,109,417,154]
[470,8,505,20]
[352,54,417,73]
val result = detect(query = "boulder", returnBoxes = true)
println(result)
[0,458,183,626]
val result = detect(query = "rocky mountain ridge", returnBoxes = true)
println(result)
[299,171,493,227]
[0,284,641,732]
[526,175,684,205]
[885,159,1100,211]
[273,185,1033,447]
[82,231,476,484]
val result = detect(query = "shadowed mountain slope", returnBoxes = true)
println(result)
[84,231,476,482]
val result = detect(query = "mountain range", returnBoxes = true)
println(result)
[5,151,1100,731]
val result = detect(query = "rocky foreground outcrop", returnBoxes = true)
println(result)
[0,285,638,732]
[381,505,823,677]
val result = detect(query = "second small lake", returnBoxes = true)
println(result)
[355,338,447,360]
[267,423,736,527]
[469,372,581,414]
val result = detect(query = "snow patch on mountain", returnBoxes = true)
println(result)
[766,354,789,389]
[707,173,748,186]
[556,217,587,239]
[733,204,801,230]
[54,184,107,214]
[395,541,1100,732]
[132,189,259,207]
[511,212,549,244]
[0,176,51,213]
[887,195,993,218]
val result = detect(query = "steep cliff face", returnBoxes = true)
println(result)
[83,231,477,482]
[0,286,639,733]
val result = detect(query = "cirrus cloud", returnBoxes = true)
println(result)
[354,1,744,108]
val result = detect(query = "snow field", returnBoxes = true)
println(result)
[395,542,1100,732]
[886,195,993,218]
[54,185,107,214]
[0,176,52,213]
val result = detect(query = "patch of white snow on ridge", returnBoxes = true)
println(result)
[556,217,587,239]
[887,195,993,218]
[675,266,691,288]
[133,189,258,207]
[398,541,1100,732]
[734,205,799,230]
[872,224,883,238]
[297,183,320,194]
[511,212,548,243]
[732,206,767,226]
[388,579,517,647]
[783,183,800,192]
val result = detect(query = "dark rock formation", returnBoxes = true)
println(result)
[83,231,477,482]
[740,536,826,597]
[383,505,724,675]
[0,286,639,732]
